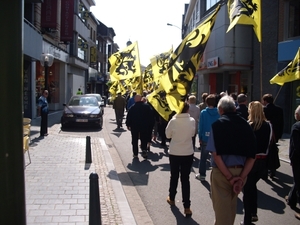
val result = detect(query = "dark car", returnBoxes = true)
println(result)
[61,95,103,129]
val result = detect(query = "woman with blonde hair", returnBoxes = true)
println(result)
[241,101,272,225]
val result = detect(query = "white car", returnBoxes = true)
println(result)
[86,93,105,114]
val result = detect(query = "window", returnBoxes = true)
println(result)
[206,0,219,10]
[78,36,87,60]
[288,0,300,38]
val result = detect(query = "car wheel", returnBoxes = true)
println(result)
[99,116,103,128]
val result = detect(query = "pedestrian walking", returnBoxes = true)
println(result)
[198,92,208,112]
[241,101,272,225]
[261,93,284,178]
[165,102,195,217]
[285,105,300,220]
[236,93,249,120]
[206,95,256,225]
[76,88,83,95]
[38,89,49,137]
[188,95,201,150]
[126,94,155,158]
[195,94,219,181]
[113,92,126,129]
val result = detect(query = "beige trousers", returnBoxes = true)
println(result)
[210,167,243,225]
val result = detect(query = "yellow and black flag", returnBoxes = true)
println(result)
[270,48,300,86]
[160,5,220,114]
[150,47,173,82]
[109,80,126,100]
[227,0,261,42]
[109,41,141,81]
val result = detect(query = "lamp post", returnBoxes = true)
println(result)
[40,53,54,90]
[167,23,181,30]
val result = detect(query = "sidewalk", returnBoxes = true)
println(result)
[25,110,137,225]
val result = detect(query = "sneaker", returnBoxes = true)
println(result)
[184,208,192,217]
[251,214,258,222]
[142,151,147,159]
[195,174,205,181]
[166,196,175,206]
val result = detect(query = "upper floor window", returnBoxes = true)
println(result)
[206,0,219,10]
[79,2,89,23]
[288,0,300,38]
[78,36,87,60]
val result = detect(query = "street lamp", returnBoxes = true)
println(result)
[40,53,54,90]
[167,23,181,30]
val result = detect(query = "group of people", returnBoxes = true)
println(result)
[166,92,286,224]
[111,89,300,224]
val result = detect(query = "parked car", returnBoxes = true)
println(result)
[61,95,103,129]
[85,93,105,114]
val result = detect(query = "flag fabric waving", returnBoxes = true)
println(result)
[227,0,261,42]
[109,41,141,81]
[159,4,220,114]
[270,48,300,86]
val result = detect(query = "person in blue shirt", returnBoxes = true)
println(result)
[195,94,220,181]
[38,89,49,137]
[126,91,137,110]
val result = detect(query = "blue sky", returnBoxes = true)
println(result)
[91,0,189,66]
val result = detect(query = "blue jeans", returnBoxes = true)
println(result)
[198,143,208,176]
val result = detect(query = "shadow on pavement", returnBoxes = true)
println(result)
[170,206,200,225]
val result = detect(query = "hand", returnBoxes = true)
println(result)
[233,179,243,194]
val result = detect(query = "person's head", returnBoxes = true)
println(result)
[181,102,190,113]
[237,94,247,104]
[261,94,273,105]
[248,101,266,130]
[217,95,236,115]
[43,89,49,97]
[188,95,196,104]
[205,94,216,107]
[78,88,81,91]
[117,92,121,96]
[134,94,142,102]
[132,91,137,97]
[230,93,237,101]
[295,105,300,121]
[201,92,208,102]
[220,91,226,97]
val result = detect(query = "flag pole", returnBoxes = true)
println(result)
[260,42,263,97]
[273,85,283,104]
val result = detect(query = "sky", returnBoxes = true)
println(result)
[90,0,189,66]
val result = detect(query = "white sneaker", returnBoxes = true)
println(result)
[195,174,205,181]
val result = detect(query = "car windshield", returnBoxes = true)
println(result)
[69,97,98,106]
[87,94,101,101]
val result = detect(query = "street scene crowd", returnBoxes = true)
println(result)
[111,90,299,225]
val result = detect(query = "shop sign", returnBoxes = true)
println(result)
[61,0,74,42]
[41,0,58,29]
[207,57,219,69]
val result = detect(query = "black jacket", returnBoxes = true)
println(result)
[263,103,284,142]
[126,101,155,132]
[212,112,256,158]
[289,121,300,163]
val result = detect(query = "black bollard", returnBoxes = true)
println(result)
[86,136,92,163]
[89,172,101,225]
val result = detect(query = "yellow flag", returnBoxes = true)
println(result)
[160,5,220,113]
[147,85,175,121]
[150,47,173,82]
[109,41,141,81]
[227,0,261,42]
[109,80,126,99]
[270,48,300,86]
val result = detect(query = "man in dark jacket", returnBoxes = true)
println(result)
[262,93,284,178]
[113,92,126,129]
[236,93,248,120]
[285,105,300,219]
[126,94,155,158]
